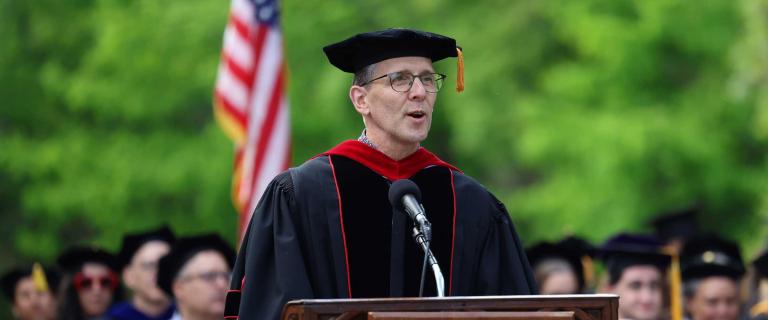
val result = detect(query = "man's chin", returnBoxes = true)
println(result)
[630,312,659,320]
[147,295,171,305]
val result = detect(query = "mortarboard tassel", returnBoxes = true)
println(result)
[32,263,50,292]
[751,300,768,318]
[456,48,464,93]
[581,255,595,290]
[662,246,683,320]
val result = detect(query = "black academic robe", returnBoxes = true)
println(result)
[224,140,537,320]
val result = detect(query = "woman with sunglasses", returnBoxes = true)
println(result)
[57,247,124,320]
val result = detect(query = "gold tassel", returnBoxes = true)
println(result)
[581,255,595,290]
[662,246,683,320]
[456,48,464,93]
[751,300,768,317]
[32,263,50,292]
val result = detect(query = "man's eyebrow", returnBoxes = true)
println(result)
[393,69,436,75]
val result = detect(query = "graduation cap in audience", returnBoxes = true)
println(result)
[57,246,119,273]
[1,263,60,301]
[650,204,700,244]
[597,233,672,284]
[156,234,236,297]
[117,225,176,269]
[680,234,745,281]
[323,28,465,92]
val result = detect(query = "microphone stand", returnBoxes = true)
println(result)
[411,225,445,297]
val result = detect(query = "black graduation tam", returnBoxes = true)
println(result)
[1,264,60,301]
[680,234,744,281]
[650,205,700,243]
[526,240,587,290]
[323,28,465,92]
[597,233,671,284]
[559,236,596,258]
[754,251,768,279]
[117,225,176,269]
[57,246,119,273]
[156,234,236,297]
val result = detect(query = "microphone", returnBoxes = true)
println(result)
[388,179,429,231]
[388,179,444,297]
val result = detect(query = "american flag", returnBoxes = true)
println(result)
[214,0,291,239]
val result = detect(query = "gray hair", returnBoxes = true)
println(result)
[353,63,377,87]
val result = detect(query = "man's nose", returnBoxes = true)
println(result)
[408,78,427,100]
[638,287,655,302]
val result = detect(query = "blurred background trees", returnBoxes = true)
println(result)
[2,0,768,309]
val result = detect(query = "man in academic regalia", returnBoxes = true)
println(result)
[1,264,59,320]
[526,237,593,294]
[225,28,537,320]
[107,226,176,320]
[156,235,235,320]
[56,247,123,320]
[596,234,671,320]
[680,235,745,320]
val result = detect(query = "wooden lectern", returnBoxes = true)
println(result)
[282,294,618,320]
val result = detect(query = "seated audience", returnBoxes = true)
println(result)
[1,263,59,320]
[57,247,123,320]
[597,233,671,320]
[156,234,234,320]
[108,226,176,320]
[681,235,745,320]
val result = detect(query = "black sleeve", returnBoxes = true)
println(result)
[474,194,539,295]
[225,171,314,320]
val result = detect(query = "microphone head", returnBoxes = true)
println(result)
[388,179,422,210]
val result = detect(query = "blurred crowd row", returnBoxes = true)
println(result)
[2,227,234,320]
[3,206,765,320]
[528,207,767,320]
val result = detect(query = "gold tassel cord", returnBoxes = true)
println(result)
[751,300,768,317]
[31,263,50,292]
[456,48,464,93]
[581,255,595,290]
[662,246,683,320]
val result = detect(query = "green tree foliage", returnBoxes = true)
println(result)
[1,1,768,303]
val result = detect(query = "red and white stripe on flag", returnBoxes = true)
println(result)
[213,0,291,240]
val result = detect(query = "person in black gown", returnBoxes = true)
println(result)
[225,28,537,320]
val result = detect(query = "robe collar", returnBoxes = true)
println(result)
[320,140,460,181]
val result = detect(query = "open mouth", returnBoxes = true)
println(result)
[407,111,425,119]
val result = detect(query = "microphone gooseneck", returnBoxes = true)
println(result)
[388,179,445,297]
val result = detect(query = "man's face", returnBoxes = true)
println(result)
[172,250,230,319]
[12,277,57,320]
[686,276,740,320]
[607,265,663,320]
[76,263,116,317]
[123,241,171,305]
[357,56,437,149]
[540,271,579,295]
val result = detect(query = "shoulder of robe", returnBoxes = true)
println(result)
[452,171,511,224]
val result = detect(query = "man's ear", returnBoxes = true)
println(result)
[172,280,183,300]
[349,85,369,116]
[122,267,135,289]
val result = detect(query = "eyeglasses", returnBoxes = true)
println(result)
[361,71,446,93]
[73,272,119,291]
[179,271,231,284]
